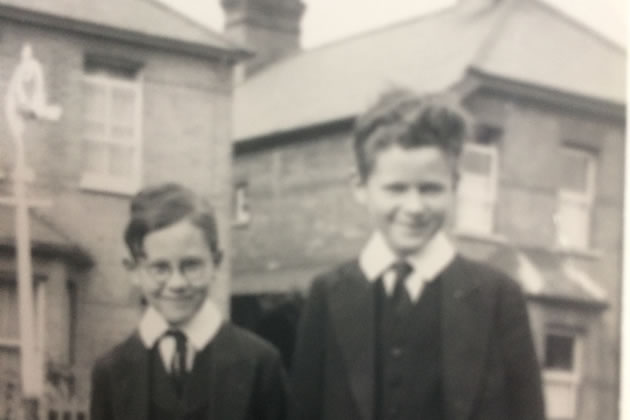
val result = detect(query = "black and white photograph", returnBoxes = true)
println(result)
[0,0,625,419]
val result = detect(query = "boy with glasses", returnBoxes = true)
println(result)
[90,183,290,420]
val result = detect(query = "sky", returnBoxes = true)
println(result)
[158,0,627,49]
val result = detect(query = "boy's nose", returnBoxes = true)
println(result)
[402,191,425,213]
[165,269,188,290]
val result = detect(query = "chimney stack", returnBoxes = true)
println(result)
[221,0,306,76]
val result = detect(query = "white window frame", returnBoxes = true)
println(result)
[455,143,499,236]
[0,279,47,357]
[543,328,583,420]
[80,71,143,195]
[555,147,596,250]
[233,183,251,226]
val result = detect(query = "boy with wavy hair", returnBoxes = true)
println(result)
[292,89,544,420]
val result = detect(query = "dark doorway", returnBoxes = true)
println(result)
[231,293,304,371]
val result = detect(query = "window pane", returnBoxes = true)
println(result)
[456,200,493,233]
[111,125,135,144]
[458,174,492,198]
[0,282,18,339]
[109,145,134,177]
[545,334,575,370]
[545,379,577,419]
[83,121,107,140]
[0,349,20,413]
[461,148,492,175]
[561,151,589,193]
[556,202,589,249]
[84,83,107,122]
[111,87,136,127]
[84,141,108,174]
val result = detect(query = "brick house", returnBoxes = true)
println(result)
[228,0,625,419]
[0,0,245,417]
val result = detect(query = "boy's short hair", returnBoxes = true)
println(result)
[353,88,472,180]
[124,183,222,263]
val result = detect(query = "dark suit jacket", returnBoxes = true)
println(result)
[91,322,291,420]
[291,256,545,420]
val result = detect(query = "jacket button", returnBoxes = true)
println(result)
[391,347,403,358]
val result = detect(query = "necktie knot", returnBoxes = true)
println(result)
[391,260,413,285]
[164,329,187,350]
[388,261,414,314]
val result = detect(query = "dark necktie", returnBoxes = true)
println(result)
[164,329,188,396]
[390,260,414,315]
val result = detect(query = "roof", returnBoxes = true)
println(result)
[486,245,607,307]
[472,0,625,105]
[234,0,625,141]
[0,0,245,59]
[0,207,92,266]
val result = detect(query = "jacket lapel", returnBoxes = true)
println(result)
[203,325,254,420]
[112,333,150,420]
[328,262,375,420]
[441,257,491,420]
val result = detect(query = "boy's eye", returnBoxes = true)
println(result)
[180,258,205,274]
[384,183,408,193]
[147,261,171,276]
[419,183,445,194]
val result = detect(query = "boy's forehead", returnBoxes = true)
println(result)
[369,144,454,171]
[142,220,209,256]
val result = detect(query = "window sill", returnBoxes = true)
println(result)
[543,370,580,383]
[454,229,507,245]
[0,338,20,349]
[551,246,602,260]
[80,174,139,197]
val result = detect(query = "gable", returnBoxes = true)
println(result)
[473,0,625,105]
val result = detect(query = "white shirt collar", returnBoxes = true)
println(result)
[138,298,223,351]
[359,230,456,301]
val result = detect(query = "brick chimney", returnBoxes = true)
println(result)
[221,0,306,76]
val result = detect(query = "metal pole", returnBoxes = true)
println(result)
[5,43,61,420]
[13,127,41,419]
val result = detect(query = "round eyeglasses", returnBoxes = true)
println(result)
[140,257,211,285]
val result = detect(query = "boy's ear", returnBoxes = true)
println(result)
[351,173,368,205]
[122,257,137,271]
[213,250,223,267]
[123,258,142,287]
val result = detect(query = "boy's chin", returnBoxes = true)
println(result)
[390,235,433,256]
[162,310,197,327]
[154,300,204,326]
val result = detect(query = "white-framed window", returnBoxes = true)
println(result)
[455,143,498,235]
[555,147,596,250]
[543,329,582,420]
[233,183,251,226]
[80,63,142,195]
